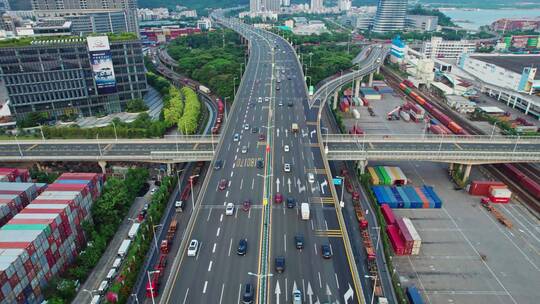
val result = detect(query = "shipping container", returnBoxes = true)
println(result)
[402,217,421,255]
[390,167,407,185]
[396,218,413,254]
[380,204,396,225]
[406,286,424,304]
[386,225,406,255]
[367,167,380,185]
[383,167,396,185]
[376,167,391,185]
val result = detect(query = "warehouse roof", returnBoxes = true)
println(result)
[470,55,540,79]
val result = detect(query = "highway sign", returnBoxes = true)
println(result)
[333,178,342,185]
[263,198,268,206]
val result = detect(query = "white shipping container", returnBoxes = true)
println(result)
[402,218,422,250]
[400,111,410,121]
[118,239,132,257]
[490,188,511,198]
[352,109,361,119]
[128,223,141,239]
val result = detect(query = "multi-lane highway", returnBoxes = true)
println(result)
[159,13,361,304]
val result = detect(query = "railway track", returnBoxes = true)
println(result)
[382,67,540,216]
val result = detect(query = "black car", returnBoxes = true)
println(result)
[286,197,296,208]
[256,160,264,169]
[295,235,304,249]
[251,127,259,133]
[321,244,332,259]
[214,160,223,170]
[243,283,254,303]
[237,239,248,255]
[288,101,293,107]
[275,256,285,273]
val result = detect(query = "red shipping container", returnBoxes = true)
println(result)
[386,225,406,255]
[0,272,8,285]
[396,218,413,255]
[488,194,511,203]
[414,187,430,208]
[469,181,506,196]
[8,273,19,288]
[381,204,396,225]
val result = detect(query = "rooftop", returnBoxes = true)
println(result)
[470,54,540,79]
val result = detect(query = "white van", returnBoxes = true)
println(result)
[106,268,116,281]
[97,280,108,295]
[308,173,315,183]
[90,295,101,304]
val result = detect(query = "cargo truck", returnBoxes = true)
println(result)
[301,203,310,220]
[118,239,132,257]
[198,85,210,94]
[128,222,140,239]
[291,123,299,133]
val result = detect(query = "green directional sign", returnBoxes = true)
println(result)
[309,85,314,96]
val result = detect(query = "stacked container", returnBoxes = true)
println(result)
[0,173,103,303]
[402,218,421,255]
[488,186,512,203]
[371,186,442,208]
[468,181,506,196]
[380,204,396,225]
[0,183,41,227]
[395,218,414,255]
[386,224,405,255]
[368,167,380,185]
[0,169,30,183]
[368,167,407,185]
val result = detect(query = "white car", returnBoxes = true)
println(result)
[258,97,262,103]
[225,203,235,216]
[244,124,249,130]
[284,163,291,172]
[293,290,302,304]
[264,97,270,102]
[150,188,156,194]
[241,146,248,154]
[187,239,199,257]
[308,173,315,183]
[284,145,289,152]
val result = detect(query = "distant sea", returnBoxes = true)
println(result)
[439,8,540,30]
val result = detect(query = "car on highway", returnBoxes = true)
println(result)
[256,160,264,169]
[288,101,293,107]
[175,200,185,212]
[237,239,248,255]
[286,197,296,208]
[258,134,265,141]
[275,256,285,273]
[187,239,199,257]
[242,200,251,211]
[295,235,304,249]
[276,86,280,91]
[284,145,289,152]
[243,283,254,303]
[293,289,302,303]
[264,97,269,102]
[308,173,315,183]
[251,127,259,133]
[214,160,223,170]
[274,193,283,204]
[287,76,291,80]
[234,133,240,142]
[258,97,262,103]
[321,244,332,259]
[278,100,283,106]
[225,203,235,216]
[218,179,228,190]
[241,146,248,154]
[277,79,281,83]
[284,163,291,172]
[150,188,156,195]
[244,123,249,130]
[143,203,149,211]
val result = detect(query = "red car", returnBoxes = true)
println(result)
[274,193,283,204]
[218,179,228,191]
[258,134,266,141]
[242,200,251,211]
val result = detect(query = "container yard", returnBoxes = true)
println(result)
[372,185,442,208]
[0,172,104,303]
[0,183,43,227]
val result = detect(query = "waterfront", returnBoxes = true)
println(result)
[439,8,540,30]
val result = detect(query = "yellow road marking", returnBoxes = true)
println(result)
[306,121,317,125]
[454,143,463,150]
[193,143,199,150]
[25,144,37,151]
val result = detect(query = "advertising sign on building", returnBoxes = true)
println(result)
[87,36,117,94]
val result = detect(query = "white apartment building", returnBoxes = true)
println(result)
[421,37,476,59]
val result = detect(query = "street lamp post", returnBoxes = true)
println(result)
[364,275,378,304]
[336,176,345,208]
[490,121,499,139]
[147,270,161,304]
[151,224,163,254]
[224,96,229,120]
[111,121,118,141]
[233,76,239,98]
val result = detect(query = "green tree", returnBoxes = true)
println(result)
[126,98,149,113]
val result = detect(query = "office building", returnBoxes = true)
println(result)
[0,0,9,13]
[338,0,351,11]
[263,0,280,12]
[407,15,438,32]
[250,0,261,13]
[0,34,147,120]
[372,0,407,33]
[310,0,323,13]
[31,0,138,35]
[421,37,476,59]
[281,0,290,7]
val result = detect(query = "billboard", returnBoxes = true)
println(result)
[87,36,117,95]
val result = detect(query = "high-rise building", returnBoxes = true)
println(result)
[338,0,351,11]
[250,0,261,13]
[281,0,290,7]
[34,10,133,36]
[311,0,323,12]
[0,0,10,13]
[31,0,138,35]
[263,0,280,12]
[372,0,407,33]
[0,34,147,119]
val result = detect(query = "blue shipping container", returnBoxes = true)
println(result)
[396,187,410,208]
[423,186,443,208]
[391,187,404,203]
[404,187,422,208]
[384,187,398,203]
[406,286,424,304]
[372,186,386,204]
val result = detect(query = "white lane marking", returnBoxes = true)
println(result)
[213,243,217,253]
[335,273,340,289]
[240,178,244,190]
[182,288,189,304]
[318,272,322,288]
[220,214,223,222]
[311,219,314,231]
[228,238,233,256]
[226,191,229,198]
[235,154,238,160]
[284,233,287,252]
[230,171,234,178]
[233,163,236,169]
[314,243,318,255]
[325,220,329,230]
[285,278,288,302]
[207,208,212,221]
[208,261,213,272]
[236,147,239,153]
[252,178,255,190]
[219,283,225,304]
[237,284,242,304]
[203,281,208,294]
[216,227,220,237]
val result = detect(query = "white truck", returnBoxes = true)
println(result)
[117,239,132,258]
[301,203,310,220]
[127,223,140,239]
[352,109,361,119]
[198,85,210,94]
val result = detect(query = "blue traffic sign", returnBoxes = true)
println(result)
[333,178,342,185]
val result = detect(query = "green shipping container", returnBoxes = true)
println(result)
[2,224,49,231]
[527,37,538,47]
[374,167,386,185]
[404,88,412,95]
[376,166,391,185]
[504,36,512,45]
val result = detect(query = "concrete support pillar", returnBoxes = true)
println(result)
[448,163,455,174]
[354,79,360,98]
[525,101,531,115]
[35,163,43,171]
[357,160,367,175]
[166,163,172,176]
[462,164,472,183]
[333,90,339,110]
[376,66,380,74]
[512,95,518,108]
[368,72,374,87]
[98,161,107,175]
